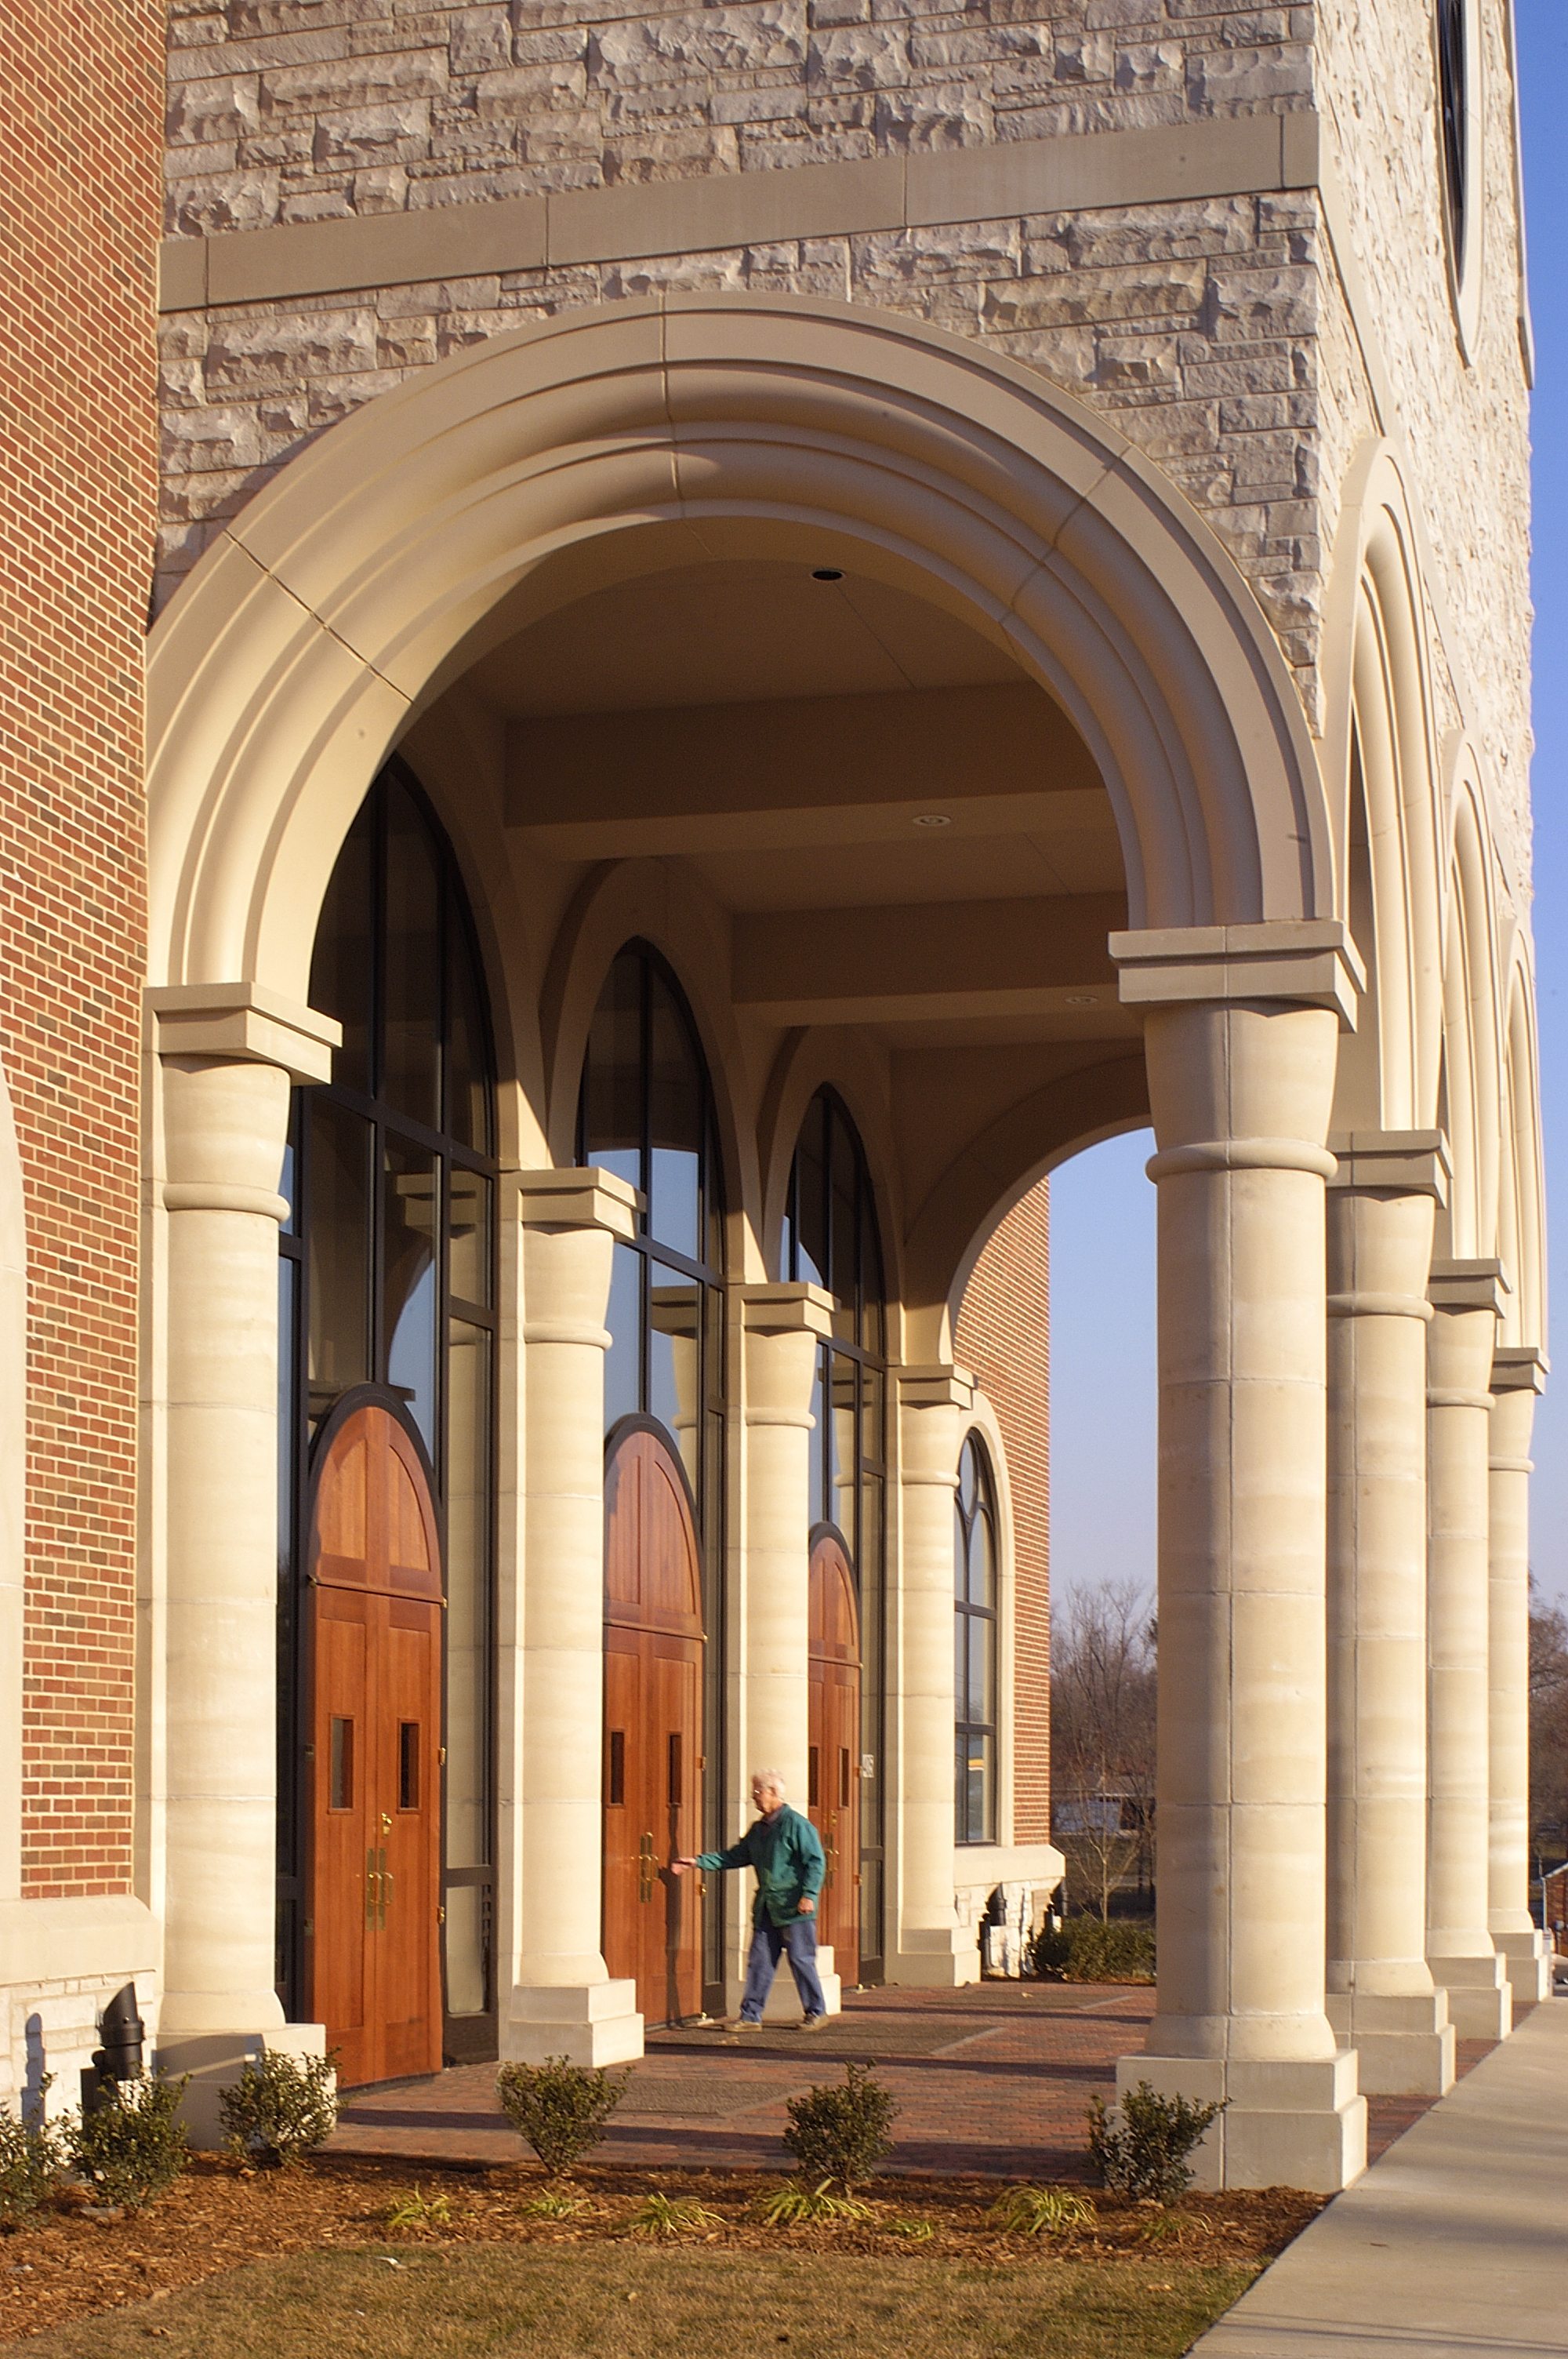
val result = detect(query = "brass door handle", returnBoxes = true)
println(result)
[365,1847,378,1928]
[638,1831,656,1902]
[381,1852,393,1922]
[365,1846,390,1929]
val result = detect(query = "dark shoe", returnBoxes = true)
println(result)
[800,2013,830,2030]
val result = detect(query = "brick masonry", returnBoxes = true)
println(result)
[1,5,162,1893]
[956,1176,1050,1845]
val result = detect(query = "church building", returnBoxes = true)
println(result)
[0,0,1548,2193]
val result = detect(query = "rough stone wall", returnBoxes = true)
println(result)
[164,1,1315,227]
[956,1179,1050,1845]
[158,187,1341,733]
[1316,0,1533,900]
[2,5,162,1894]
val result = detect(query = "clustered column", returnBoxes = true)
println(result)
[1487,1347,1552,2001]
[894,1365,979,1988]
[1425,1262,1512,2040]
[1111,930,1368,2196]
[1323,1136,1454,2095]
[150,986,338,2129]
[505,1167,644,2067]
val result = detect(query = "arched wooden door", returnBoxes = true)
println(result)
[604,1426,704,2026]
[808,1528,861,1985]
[308,1401,444,2087]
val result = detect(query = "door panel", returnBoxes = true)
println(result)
[808,1530,862,1986]
[604,1428,704,2026]
[308,1404,445,2087]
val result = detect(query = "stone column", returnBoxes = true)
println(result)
[1111,924,1368,2194]
[891,1365,977,1988]
[1487,1347,1551,2001]
[504,1168,644,2066]
[149,987,338,2128]
[1323,1135,1454,2095]
[738,1283,839,2018]
[1425,1260,1512,2039]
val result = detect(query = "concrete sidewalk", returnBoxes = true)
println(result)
[1191,2000,1567,2358]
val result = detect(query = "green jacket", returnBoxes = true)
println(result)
[695,1805,826,1929]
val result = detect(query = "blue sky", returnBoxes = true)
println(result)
[1050,13,1568,1615]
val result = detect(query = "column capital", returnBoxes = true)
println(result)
[897,1364,975,1412]
[1428,1259,1510,1318]
[1490,1345,1548,1398]
[739,1281,834,1339]
[1327,1129,1450,1203]
[512,1167,639,1241]
[148,983,340,1083]
[1110,920,1365,1027]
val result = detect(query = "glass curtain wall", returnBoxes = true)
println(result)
[780,1089,887,1978]
[276,761,499,2058]
[954,1434,999,1845]
[575,941,727,2011]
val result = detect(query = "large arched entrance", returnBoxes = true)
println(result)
[307,1397,444,2086]
[603,1424,705,2026]
[808,1527,861,1986]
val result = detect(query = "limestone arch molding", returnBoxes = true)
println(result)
[1440,761,1503,1262]
[147,291,1338,1003]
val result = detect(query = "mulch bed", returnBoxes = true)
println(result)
[0,2154,1324,2347]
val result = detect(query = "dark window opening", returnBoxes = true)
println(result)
[955,1433,1000,1846]
[608,1729,626,1808]
[399,1721,420,1812]
[1437,0,1468,271]
[329,1718,354,1813]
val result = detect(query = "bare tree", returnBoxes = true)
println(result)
[1050,1579,1156,1921]
[1530,1576,1568,1877]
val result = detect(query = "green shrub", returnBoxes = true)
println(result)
[988,2184,1094,2237]
[66,2072,190,2211]
[782,2063,897,2192]
[1086,2081,1224,2204]
[0,2092,63,2226]
[495,2056,630,2176]
[220,2049,338,2169]
[626,2192,722,2239]
[1029,1916,1156,1984]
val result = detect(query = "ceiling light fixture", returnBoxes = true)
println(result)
[913,812,952,829]
[1065,994,1098,1007]
[811,567,844,582]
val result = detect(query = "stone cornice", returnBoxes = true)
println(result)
[1110,921,1365,1026]
[158,111,1319,312]
[147,982,340,1082]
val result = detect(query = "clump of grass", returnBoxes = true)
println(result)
[626,2191,723,2239]
[883,2214,935,2241]
[518,2188,591,2221]
[989,2184,1096,2238]
[755,2179,876,2228]
[386,2185,456,2231]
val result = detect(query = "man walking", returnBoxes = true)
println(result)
[673,1770,829,2030]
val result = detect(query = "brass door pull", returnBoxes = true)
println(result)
[637,1831,656,1902]
[365,1845,390,1929]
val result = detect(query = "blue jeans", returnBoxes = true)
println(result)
[740,1915,826,2021]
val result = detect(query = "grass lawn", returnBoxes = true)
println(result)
[23,2241,1257,2358]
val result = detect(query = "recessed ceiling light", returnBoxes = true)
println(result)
[811,567,844,582]
[913,812,952,829]
[1065,994,1098,1007]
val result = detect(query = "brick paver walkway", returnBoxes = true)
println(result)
[328,1983,1509,2182]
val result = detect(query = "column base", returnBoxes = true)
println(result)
[1428,1953,1512,2040]
[1326,1990,1455,2095]
[886,1926,980,1990]
[1493,1928,1552,2003]
[1115,2050,1367,2194]
[760,1943,842,2022]
[503,1982,644,2066]
[155,2022,328,2150]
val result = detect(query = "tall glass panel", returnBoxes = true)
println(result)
[448,1169,492,1310]
[306,1098,372,1404]
[446,911,492,1154]
[954,1434,998,1845]
[380,780,442,1129]
[647,965,702,1263]
[581,949,641,1198]
[309,803,373,1098]
[383,1142,438,1451]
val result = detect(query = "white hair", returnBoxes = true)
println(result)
[751,1768,787,1795]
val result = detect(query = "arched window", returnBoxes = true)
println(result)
[1437,0,1468,271]
[576,940,724,1470]
[782,1088,887,1974]
[277,761,498,2053]
[955,1434,999,1845]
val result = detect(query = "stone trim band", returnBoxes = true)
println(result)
[158,110,1319,314]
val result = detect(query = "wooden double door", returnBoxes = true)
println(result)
[604,1427,705,2026]
[808,1529,862,1986]
[308,1402,445,2087]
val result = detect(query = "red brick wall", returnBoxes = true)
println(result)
[956,1178,1050,1844]
[1,5,162,1893]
